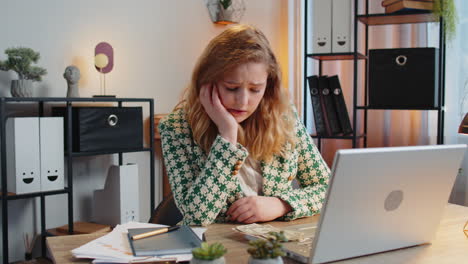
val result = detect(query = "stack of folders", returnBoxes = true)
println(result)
[307,75,353,137]
[311,0,354,54]
[382,0,434,13]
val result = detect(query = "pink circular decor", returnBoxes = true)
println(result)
[95,42,114,73]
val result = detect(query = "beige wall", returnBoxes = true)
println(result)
[0,0,289,261]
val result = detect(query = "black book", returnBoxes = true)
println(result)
[127,225,201,256]
[318,76,342,135]
[329,75,353,135]
[307,75,326,136]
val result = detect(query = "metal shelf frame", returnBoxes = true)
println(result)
[1,97,155,264]
[303,0,445,151]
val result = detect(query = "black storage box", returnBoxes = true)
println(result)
[52,107,143,152]
[368,47,439,108]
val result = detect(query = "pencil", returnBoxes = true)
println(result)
[131,226,180,240]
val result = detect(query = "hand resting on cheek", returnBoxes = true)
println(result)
[199,83,238,145]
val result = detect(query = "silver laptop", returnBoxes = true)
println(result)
[284,144,466,264]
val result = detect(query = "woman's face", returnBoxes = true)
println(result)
[216,62,268,123]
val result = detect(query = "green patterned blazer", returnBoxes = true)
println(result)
[159,107,330,226]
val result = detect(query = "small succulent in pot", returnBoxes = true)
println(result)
[247,231,287,264]
[190,242,227,264]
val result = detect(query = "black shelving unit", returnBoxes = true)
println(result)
[304,0,445,151]
[0,97,155,264]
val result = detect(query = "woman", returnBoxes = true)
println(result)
[159,24,329,226]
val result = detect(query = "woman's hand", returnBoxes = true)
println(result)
[226,196,292,224]
[199,83,238,145]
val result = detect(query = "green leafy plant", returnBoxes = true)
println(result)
[192,242,227,260]
[247,231,288,259]
[433,0,458,42]
[219,0,232,10]
[0,47,47,81]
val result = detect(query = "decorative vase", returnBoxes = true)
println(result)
[11,80,33,97]
[248,257,283,264]
[190,256,225,264]
[206,0,246,25]
[217,5,233,23]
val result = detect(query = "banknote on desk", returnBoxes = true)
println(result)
[234,223,317,242]
[234,222,318,263]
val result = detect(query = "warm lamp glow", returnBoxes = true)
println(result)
[94,53,109,69]
[464,220,468,238]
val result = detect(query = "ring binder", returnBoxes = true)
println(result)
[319,76,341,135]
[307,76,326,136]
[329,76,353,135]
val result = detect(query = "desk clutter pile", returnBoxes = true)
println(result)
[71,222,205,263]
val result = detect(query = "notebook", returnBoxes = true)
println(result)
[284,144,466,264]
[127,225,202,256]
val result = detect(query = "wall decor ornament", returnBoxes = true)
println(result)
[63,65,81,98]
[0,47,47,97]
[94,42,114,97]
[206,0,246,25]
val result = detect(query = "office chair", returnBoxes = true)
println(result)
[148,192,183,226]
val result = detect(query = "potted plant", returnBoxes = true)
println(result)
[218,0,233,23]
[247,231,288,264]
[0,47,47,97]
[433,0,458,42]
[190,242,227,264]
[206,0,246,25]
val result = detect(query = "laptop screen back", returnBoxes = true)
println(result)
[310,144,466,264]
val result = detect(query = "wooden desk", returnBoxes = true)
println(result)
[47,204,468,264]
[47,233,103,263]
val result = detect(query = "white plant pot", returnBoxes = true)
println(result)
[206,0,245,24]
[190,256,225,264]
[11,80,33,97]
[248,256,284,264]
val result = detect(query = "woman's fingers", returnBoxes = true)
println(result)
[200,84,211,105]
[226,200,239,216]
[227,198,251,221]
[240,215,257,224]
[212,84,223,109]
[236,210,256,223]
[199,83,238,145]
